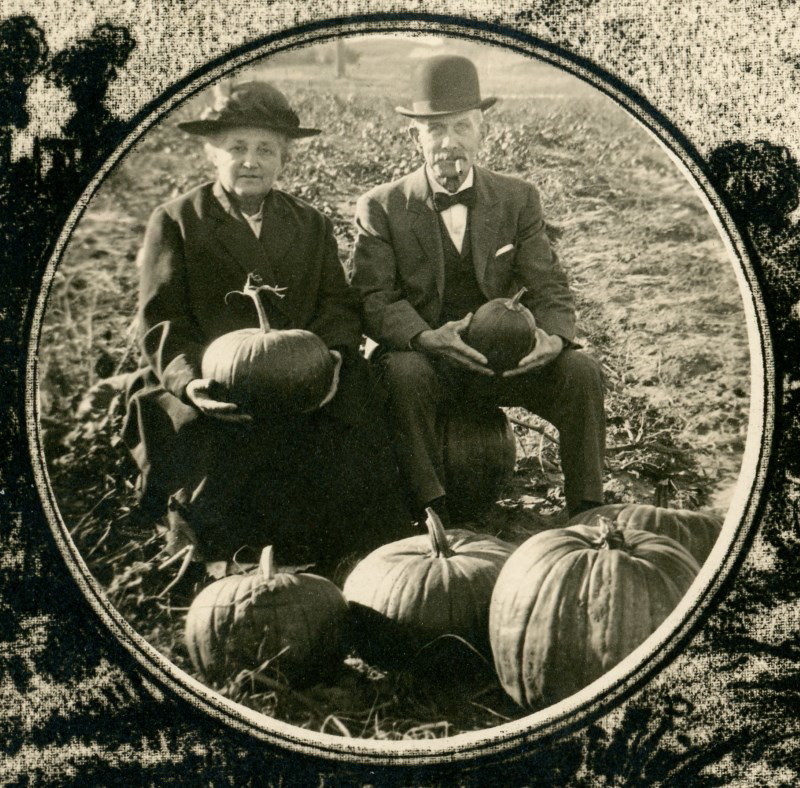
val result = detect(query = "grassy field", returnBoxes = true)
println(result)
[37,37,750,738]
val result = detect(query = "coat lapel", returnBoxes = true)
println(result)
[405,165,501,301]
[406,166,445,300]
[209,182,293,320]
[259,192,298,293]
[469,166,501,298]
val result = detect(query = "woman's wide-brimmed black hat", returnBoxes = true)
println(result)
[178,80,320,138]
[395,55,497,118]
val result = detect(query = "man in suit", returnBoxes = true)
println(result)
[350,55,606,524]
[123,80,412,568]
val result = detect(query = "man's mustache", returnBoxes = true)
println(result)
[433,152,465,163]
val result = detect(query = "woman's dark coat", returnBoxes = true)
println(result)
[121,181,400,560]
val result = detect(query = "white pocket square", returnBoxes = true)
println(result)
[495,243,514,257]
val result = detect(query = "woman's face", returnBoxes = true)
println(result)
[206,127,287,208]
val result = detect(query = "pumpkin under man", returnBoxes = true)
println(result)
[122,80,414,570]
[350,55,607,524]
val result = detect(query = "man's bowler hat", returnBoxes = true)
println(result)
[395,55,497,118]
[178,80,320,138]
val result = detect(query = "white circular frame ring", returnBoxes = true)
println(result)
[26,15,775,769]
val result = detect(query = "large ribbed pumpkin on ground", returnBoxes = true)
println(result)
[343,508,514,669]
[443,406,517,521]
[568,503,724,565]
[489,518,700,709]
[185,546,348,686]
[465,287,537,372]
[201,273,335,418]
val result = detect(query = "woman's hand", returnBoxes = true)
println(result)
[314,350,343,410]
[186,379,252,423]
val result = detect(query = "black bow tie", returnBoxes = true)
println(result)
[433,187,476,212]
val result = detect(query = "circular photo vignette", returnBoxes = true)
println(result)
[26,16,774,768]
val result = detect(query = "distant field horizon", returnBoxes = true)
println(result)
[239,34,600,98]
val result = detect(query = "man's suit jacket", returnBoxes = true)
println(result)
[138,180,362,402]
[350,164,576,350]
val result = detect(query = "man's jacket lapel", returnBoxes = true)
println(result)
[469,166,501,299]
[405,165,502,304]
[406,166,445,301]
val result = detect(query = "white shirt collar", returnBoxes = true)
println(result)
[425,164,474,195]
[240,202,264,237]
[240,202,264,220]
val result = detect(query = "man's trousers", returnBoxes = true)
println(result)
[376,349,606,516]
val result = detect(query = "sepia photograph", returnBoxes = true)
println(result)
[32,33,759,748]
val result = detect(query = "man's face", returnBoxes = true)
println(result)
[206,127,287,206]
[410,110,483,188]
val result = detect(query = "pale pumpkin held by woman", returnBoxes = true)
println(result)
[121,80,414,573]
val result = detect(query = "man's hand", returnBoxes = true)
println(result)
[313,350,343,410]
[413,314,494,376]
[503,329,564,377]
[186,379,252,423]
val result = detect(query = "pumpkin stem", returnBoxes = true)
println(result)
[259,546,275,581]
[225,273,288,333]
[593,516,627,550]
[508,287,528,310]
[507,287,537,354]
[424,507,454,558]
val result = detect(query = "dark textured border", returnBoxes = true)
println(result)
[3,6,794,783]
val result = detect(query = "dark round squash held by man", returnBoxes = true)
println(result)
[184,546,349,686]
[465,287,537,372]
[343,508,514,671]
[201,273,335,418]
[568,503,724,565]
[489,518,700,709]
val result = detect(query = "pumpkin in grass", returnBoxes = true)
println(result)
[443,406,517,521]
[465,287,537,372]
[185,546,348,686]
[489,518,700,709]
[342,508,514,669]
[568,503,724,565]
[201,273,335,418]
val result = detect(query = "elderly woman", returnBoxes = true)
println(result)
[122,80,412,571]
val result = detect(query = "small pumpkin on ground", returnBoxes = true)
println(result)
[201,273,335,418]
[568,503,724,565]
[185,546,348,687]
[489,518,700,709]
[443,406,517,521]
[465,286,537,373]
[343,508,514,670]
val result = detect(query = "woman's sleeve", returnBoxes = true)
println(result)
[306,215,363,352]
[138,206,205,401]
